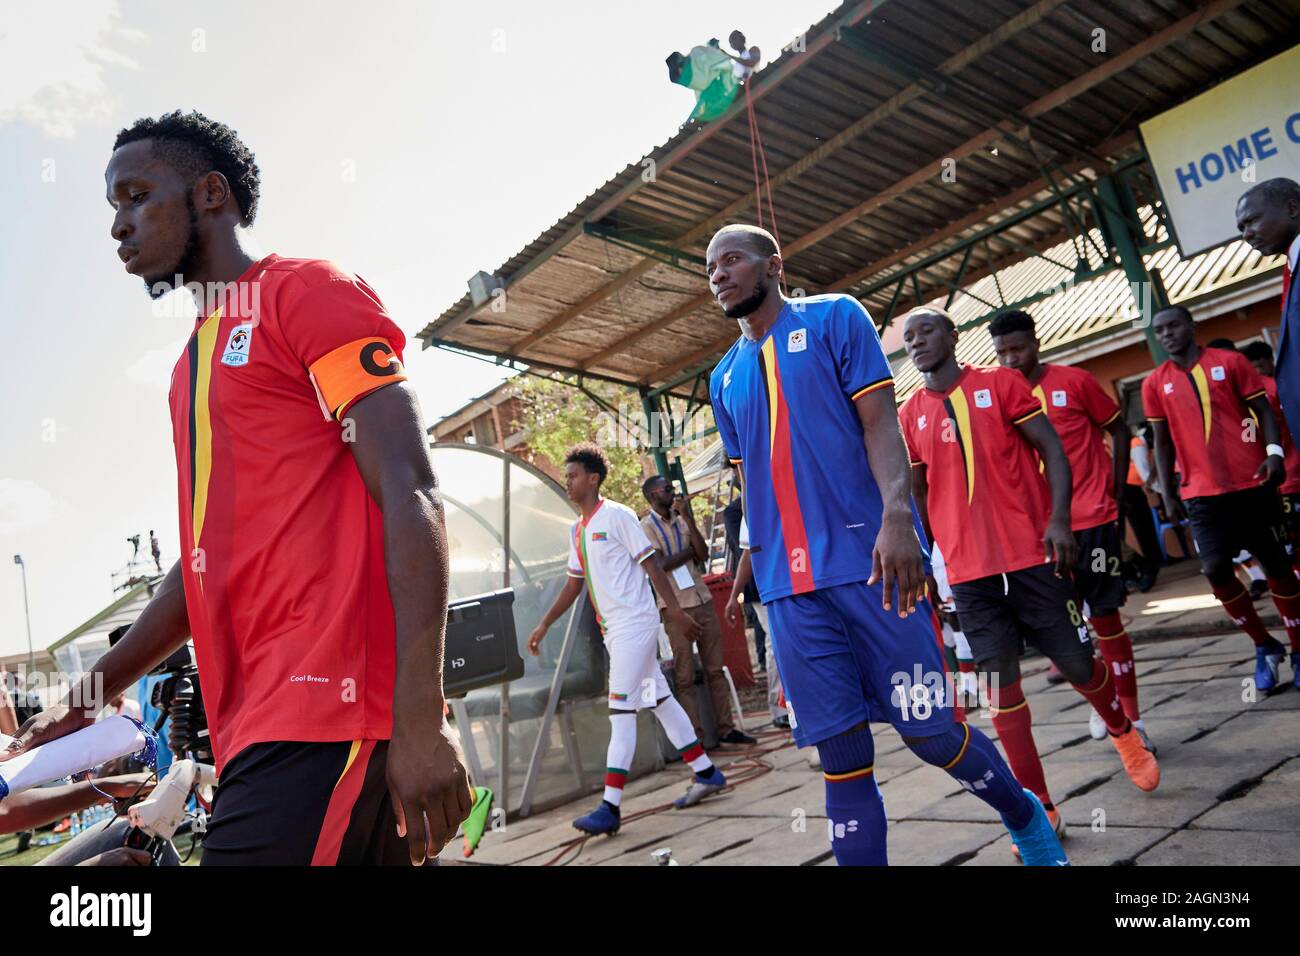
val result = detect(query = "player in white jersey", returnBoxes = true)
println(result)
[529,444,727,835]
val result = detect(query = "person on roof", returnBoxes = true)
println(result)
[725,30,761,81]
[666,35,753,123]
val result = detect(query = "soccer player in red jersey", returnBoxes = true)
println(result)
[900,307,1160,850]
[1145,307,1300,692]
[2,111,471,865]
[990,310,1153,753]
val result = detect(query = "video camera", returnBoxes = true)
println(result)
[100,588,523,864]
[107,625,209,764]
[443,588,525,698]
[106,587,523,761]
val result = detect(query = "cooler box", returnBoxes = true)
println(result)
[702,572,754,689]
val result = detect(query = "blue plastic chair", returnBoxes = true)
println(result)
[1152,505,1191,563]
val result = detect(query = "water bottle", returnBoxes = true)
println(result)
[70,812,81,836]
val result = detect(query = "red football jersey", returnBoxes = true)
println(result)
[1141,347,1269,501]
[901,365,1052,585]
[1260,376,1300,495]
[1028,364,1121,531]
[168,254,409,773]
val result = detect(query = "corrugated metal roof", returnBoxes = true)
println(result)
[47,576,161,652]
[420,0,882,349]
[889,230,1286,396]
[418,0,1298,390]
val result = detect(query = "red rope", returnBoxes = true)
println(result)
[745,84,764,230]
[540,726,796,866]
[744,83,787,294]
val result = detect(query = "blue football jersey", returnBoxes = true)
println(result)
[709,294,922,602]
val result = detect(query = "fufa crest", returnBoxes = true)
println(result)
[787,328,807,353]
[221,324,252,367]
[973,388,992,408]
[1052,390,1067,407]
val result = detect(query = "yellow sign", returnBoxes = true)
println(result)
[1140,45,1300,256]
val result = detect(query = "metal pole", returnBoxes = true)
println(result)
[518,592,586,818]
[448,698,486,785]
[14,556,33,673]
[498,456,511,811]
[1096,175,1168,365]
[640,388,670,477]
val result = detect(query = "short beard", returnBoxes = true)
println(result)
[914,352,950,374]
[723,278,770,319]
[144,193,203,300]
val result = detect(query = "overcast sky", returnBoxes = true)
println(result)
[0,0,834,658]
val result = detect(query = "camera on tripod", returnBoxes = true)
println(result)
[106,626,210,763]
[105,587,523,760]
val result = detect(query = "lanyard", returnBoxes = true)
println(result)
[650,512,682,555]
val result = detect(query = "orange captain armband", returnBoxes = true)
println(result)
[308,336,408,420]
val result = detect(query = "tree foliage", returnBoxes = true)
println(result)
[507,374,720,525]
[509,375,648,508]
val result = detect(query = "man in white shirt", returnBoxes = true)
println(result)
[528,444,727,836]
[725,30,761,81]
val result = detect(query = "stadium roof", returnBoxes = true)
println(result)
[418,0,1295,392]
[889,227,1284,397]
[47,575,162,653]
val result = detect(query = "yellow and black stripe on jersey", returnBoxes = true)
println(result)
[1185,366,1212,443]
[943,389,976,505]
[187,306,222,549]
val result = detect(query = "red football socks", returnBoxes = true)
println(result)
[1267,579,1300,652]
[988,677,1052,809]
[1091,612,1141,722]
[1213,581,1276,647]
[1071,657,1129,734]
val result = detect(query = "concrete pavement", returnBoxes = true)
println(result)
[443,562,1300,866]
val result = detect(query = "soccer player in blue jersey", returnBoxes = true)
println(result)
[706,224,1067,866]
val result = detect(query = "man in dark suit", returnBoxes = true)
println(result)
[1237,178,1300,429]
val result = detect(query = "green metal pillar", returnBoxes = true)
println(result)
[1096,175,1168,365]
[640,388,670,478]
[666,457,688,495]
